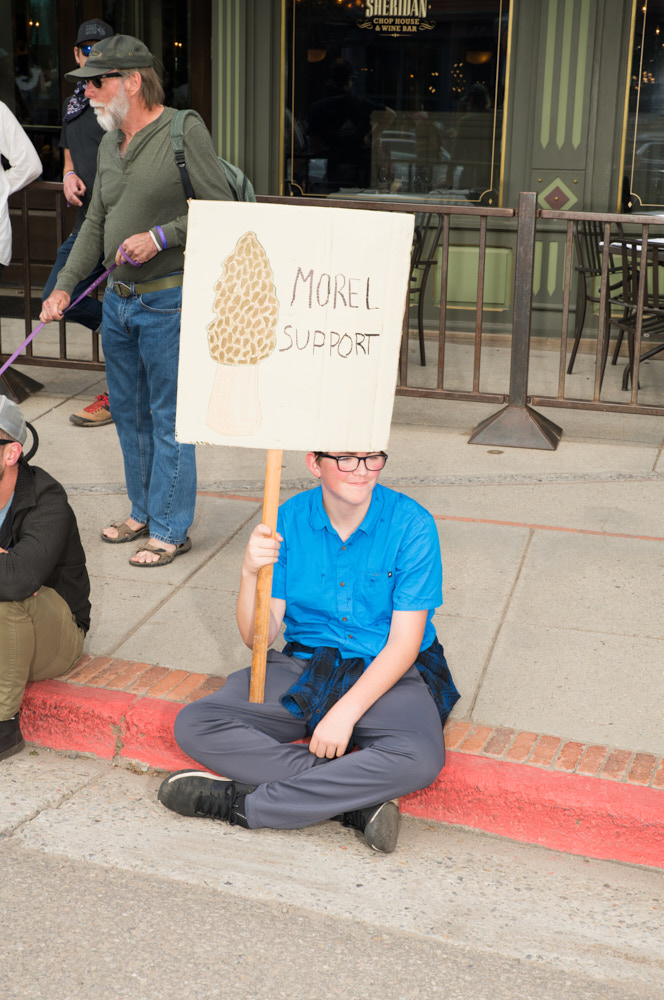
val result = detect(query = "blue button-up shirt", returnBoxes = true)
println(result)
[272,483,442,660]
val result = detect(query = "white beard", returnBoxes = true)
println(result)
[91,86,130,132]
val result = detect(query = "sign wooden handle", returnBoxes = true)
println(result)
[249,449,282,702]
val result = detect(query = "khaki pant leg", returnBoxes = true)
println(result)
[0,587,84,719]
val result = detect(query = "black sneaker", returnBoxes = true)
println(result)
[158,769,255,825]
[0,715,25,761]
[341,800,400,853]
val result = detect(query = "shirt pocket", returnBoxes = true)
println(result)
[360,568,396,618]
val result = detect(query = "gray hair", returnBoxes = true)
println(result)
[121,65,164,109]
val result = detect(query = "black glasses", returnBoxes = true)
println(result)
[317,453,387,472]
[78,43,95,56]
[85,72,123,88]
[0,438,17,447]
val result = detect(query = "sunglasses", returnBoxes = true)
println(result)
[85,72,123,88]
[78,43,95,56]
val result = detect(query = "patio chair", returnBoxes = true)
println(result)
[409,212,445,366]
[606,241,664,390]
[567,219,626,375]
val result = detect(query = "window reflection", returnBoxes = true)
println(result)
[285,0,509,203]
[0,0,193,181]
[625,0,664,210]
[1,0,61,178]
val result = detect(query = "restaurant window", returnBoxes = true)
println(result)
[284,0,510,204]
[624,0,664,211]
[0,0,205,181]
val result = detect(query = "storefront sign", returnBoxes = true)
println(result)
[358,1,435,35]
[176,201,414,451]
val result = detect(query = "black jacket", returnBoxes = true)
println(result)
[0,460,90,631]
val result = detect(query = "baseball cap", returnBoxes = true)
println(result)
[0,396,27,446]
[66,34,153,80]
[75,19,114,46]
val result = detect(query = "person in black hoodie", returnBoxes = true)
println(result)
[0,396,90,760]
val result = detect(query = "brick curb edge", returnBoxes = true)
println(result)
[19,676,664,871]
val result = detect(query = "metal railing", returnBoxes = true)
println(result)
[259,194,517,408]
[0,181,104,373]
[3,188,663,444]
[533,204,664,418]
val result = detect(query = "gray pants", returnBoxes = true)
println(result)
[174,650,446,830]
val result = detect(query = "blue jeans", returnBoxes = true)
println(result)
[42,231,104,331]
[102,280,196,545]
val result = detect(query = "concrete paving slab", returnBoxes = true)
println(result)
[7,757,663,990]
[435,520,530,622]
[404,479,664,536]
[0,750,102,836]
[385,420,660,479]
[77,496,258,656]
[185,506,261,591]
[29,406,124,488]
[431,611,496,719]
[83,573,176,656]
[113,585,249,674]
[10,392,80,425]
[473,623,664,753]
[506,532,664,638]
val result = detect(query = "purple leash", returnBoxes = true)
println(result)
[0,245,142,380]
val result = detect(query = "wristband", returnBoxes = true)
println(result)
[63,171,76,180]
[149,230,162,252]
[155,225,167,250]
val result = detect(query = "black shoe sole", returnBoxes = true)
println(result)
[0,737,25,761]
[363,800,400,853]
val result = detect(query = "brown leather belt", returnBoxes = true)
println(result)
[110,273,184,297]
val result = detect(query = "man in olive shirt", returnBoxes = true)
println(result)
[41,35,232,566]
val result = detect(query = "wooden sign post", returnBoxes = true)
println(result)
[176,201,415,703]
[249,448,282,703]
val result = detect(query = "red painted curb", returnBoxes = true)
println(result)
[402,752,664,870]
[22,680,134,760]
[121,696,204,773]
[21,680,664,870]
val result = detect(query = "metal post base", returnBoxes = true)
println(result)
[0,367,44,403]
[468,404,563,451]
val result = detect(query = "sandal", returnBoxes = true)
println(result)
[101,520,149,544]
[129,537,192,567]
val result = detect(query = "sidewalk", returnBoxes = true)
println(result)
[4,325,664,869]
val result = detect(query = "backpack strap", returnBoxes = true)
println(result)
[171,108,202,201]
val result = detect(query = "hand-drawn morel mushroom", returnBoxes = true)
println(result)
[206,231,279,435]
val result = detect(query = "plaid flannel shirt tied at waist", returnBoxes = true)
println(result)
[280,637,459,734]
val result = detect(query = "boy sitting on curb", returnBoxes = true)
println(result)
[158,450,458,853]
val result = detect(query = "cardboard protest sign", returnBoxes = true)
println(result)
[176,201,414,451]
